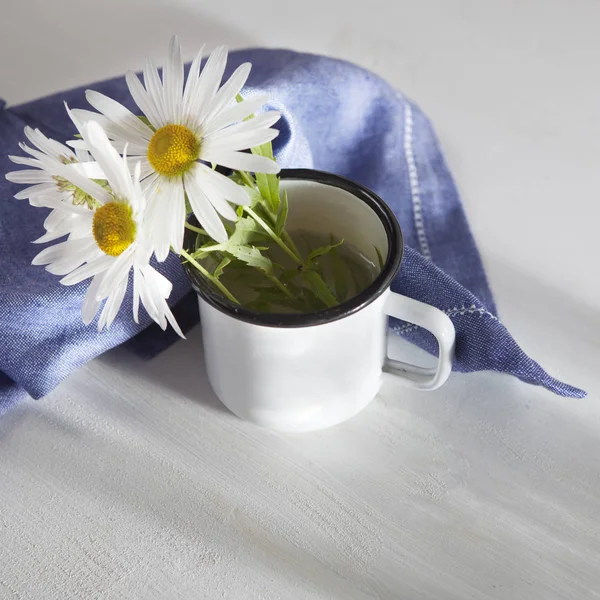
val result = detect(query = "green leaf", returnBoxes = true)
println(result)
[213,256,232,279]
[215,216,274,275]
[330,241,349,303]
[299,286,328,312]
[228,216,266,247]
[375,245,385,271]
[280,268,299,285]
[137,115,155,131]
[307,239,344,263]
[230,246,273,274]
[349,256,371,292]
[252,141,279,213]
[234,94,280,213]
[255,173,280,213]
[275,189,288,235]
[184,193,193,216]
[251,140,275,160]
[301,270,338,308]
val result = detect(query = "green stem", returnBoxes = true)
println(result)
[244,206,302,266]
[238,171,256,188]
[180,249,240,305]
[301,270,339,308]
[184,222,209,236]
[281,229,302,259]
[195,243,223,254]
[264,273,295,300]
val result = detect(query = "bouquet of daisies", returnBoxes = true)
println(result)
[5,37,347,337]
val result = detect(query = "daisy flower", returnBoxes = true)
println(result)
[31,118,183,336]
[5,125,103,211]
[71,36,281,259]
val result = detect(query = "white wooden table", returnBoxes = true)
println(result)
[1,1,599,598]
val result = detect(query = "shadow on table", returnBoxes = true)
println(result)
[97,323,230,417]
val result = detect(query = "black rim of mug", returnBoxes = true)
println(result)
[182,168,403,328]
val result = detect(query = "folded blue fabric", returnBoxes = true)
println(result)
[0,48,584,415]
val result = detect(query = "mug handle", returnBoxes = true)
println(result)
[383,292,456,390]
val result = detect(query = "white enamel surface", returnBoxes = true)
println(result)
[2,2,600,599]
[283,179,388,262]
[383,293,456,390]
[198,177,454,431]
[199,294,388,432]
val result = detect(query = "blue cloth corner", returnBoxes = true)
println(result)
[0,49,584,415]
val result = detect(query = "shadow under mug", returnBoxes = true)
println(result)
[183,169,456,432]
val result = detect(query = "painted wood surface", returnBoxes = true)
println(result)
[1,0,599,597]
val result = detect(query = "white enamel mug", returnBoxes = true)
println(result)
[184,169,455,432]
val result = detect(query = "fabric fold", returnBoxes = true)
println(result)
[0,49,584,415]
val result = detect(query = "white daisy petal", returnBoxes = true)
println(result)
[85,90,154,142]
[132,266,141,323]
[182,46,205,124]
[34,213,85,243]
[141,171,160,194]
[44,207,71,232]
[99,277,128,330]
[19,142,60,164]
[96,244,135,300]
[70,108,148,152]
[142,178,172,262]
[52,162,112,206]
[14,183,58,200]
[59,255,112,285]
[5,170,52,185]
[74,146,92,163]
[197,163,250,208]
[160,177,186,257]
[137,266,163,326]
[81,121,133,199]
[45,240,100,276]
[138,264,181,336]
[205,62,252,124]
[199,149,280,175]
[144,58,169,127]
[184,167,227,242]
[164,304,185,338]
[164,35,184,123]
[67,217,95,240]
[8,155,43,168]
[191,45,228,123]
[34,229,69,245]
[24,127,75,161]
[68,161,106,179]
[126,70,162,130]
[32,236,95,267]
[82,275,103,325]
[33,195,94,215]
[202,95,270,135]
[143,265,173,298]
[127,156,154,180]
[202,125,279,154]
[69,109,112,130]
[205,110,280,142]
[195,170,238,221]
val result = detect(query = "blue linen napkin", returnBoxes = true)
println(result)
[0,49,584,415]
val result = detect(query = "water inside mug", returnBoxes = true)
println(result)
[215,229,380,313]
[189,176,392,314]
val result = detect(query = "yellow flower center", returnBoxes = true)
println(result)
[92,202,136,257]
[147,124,200,176]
